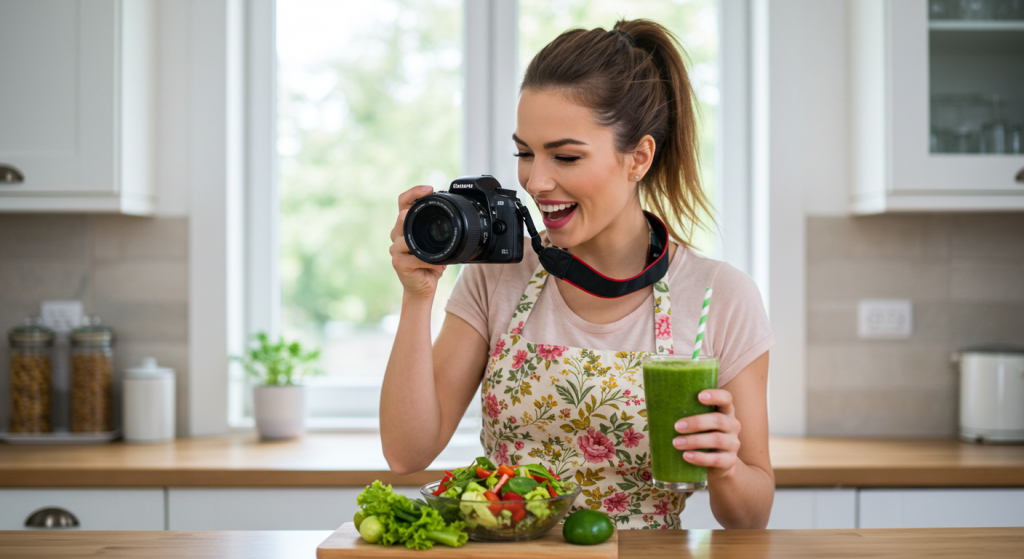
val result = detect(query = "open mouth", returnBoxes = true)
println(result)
[537,202,578,229]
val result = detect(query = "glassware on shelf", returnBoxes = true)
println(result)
[993,0,1024,19]
[960,0,996,20]
[931,94,1024,154]
[930,0,962,19]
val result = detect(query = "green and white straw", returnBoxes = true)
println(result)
[692,287,713,359]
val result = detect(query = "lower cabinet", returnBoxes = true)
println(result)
[683,488,857,529]
[859,489,1024,529]
[166,487,424,531]
[0,488,165,530]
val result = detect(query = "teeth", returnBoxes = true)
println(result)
[538,202,577,212]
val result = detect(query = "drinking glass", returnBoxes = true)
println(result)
[642,355,719,492]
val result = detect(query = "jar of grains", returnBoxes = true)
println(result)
[70,320,114,433]
[8,323,56,433]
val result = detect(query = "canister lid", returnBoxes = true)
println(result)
[8,324,56,346]
[71,320,114,347]
[125,357,174,379]
[957,345,1024,356]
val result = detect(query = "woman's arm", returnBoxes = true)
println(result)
[380,185,490,474]
[674,351,774,528]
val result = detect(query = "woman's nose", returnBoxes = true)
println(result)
[524,163,555,196]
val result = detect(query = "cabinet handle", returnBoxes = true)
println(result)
[1016,167,1024,183]
[25,507,79,529]
[0,164,25,184]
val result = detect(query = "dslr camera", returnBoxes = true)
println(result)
[404,175,525,265]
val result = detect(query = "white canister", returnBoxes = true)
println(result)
[958,348,1024,444]
[122,357,176,443]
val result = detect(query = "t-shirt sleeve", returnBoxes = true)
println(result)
[444,263,497,344]
[707,263,775,386]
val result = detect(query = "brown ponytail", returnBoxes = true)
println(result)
[521,19,712,246]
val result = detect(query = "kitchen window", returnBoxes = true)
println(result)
[233,0,731,429]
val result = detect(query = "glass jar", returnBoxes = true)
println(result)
[70,321,114,433]
[8,323,55,433]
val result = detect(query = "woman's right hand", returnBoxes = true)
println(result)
[390,185,447,300]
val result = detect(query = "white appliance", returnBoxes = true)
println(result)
[958,348,1024,444]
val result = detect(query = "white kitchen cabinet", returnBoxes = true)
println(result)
[0,488,165,530]
[859,489,1024,528]
[166,487,423,531]
[849,0,1024,213]
[0,0,155,215]
[681,488,857,529]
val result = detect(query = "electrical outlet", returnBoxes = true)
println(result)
[858,299,912,339]
[41,300,83,333]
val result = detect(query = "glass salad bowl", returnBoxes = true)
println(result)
[419,480,581,542]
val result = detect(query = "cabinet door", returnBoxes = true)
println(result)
[0,488,165,530]
[167,487,424,531]
[681,488,857,529]
[889,0,1024,194]
[859,489,1024,528]
[0,0,117,194]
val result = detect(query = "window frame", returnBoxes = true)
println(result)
[222,0,762,433]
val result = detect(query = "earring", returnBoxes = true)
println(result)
[632,175,639,180]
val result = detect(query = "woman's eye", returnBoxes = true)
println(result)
[513,152,534,159]
[555,156,581,163]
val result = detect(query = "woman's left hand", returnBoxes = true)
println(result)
[673,389,742,480]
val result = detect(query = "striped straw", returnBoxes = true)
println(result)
[692,287,713,359]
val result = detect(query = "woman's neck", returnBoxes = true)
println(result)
[567,199,650,280]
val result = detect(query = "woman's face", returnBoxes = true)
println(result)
[514,88,646,250]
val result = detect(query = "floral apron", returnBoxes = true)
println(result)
[480,265,687,529]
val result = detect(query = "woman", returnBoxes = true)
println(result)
[382,19,775,529]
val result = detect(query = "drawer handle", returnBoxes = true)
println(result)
[25,507,79,529]
[0,164,24,184]
[1017,167,1024,183]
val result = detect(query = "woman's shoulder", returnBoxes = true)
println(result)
[668,246,764,304]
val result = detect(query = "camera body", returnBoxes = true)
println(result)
[404,175,524,265]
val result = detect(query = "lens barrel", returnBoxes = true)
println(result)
[404,194,487,264]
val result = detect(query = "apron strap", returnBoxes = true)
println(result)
[505,264,548,335]
[653,280,674,355]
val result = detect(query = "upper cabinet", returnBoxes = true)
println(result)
[850,0,1024,214]
[0,0,155,215]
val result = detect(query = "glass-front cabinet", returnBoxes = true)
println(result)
[850,0,1024,213]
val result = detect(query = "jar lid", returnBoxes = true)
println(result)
[125,357,174,379]
[958,345,1024,356]
[8,325,56,346]
[71,325,114,346]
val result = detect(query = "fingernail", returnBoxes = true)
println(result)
[420,185,432,192]
[673,438,686,449]
[683,452,694,460]
[700,392,710,402]
[675,420,687,431]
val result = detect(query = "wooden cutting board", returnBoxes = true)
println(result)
[317,523,618,559]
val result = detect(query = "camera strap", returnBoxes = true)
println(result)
[515,201,669,299]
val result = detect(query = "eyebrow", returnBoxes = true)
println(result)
[512,134,588,150]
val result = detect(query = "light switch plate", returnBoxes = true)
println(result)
[858,299,912,339]
[41,300,83,333]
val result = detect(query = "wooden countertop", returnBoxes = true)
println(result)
[2,528,1024,558]
[2,434,1023,488]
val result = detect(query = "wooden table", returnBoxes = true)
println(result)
[2,435,1023,488]
[2,528,1023,558]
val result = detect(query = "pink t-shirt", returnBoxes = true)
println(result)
[445,245,775,387]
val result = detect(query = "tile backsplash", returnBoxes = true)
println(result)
[0,214,188,436]
[807,214,1024,438]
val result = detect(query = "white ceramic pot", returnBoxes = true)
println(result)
[253,385,306,440]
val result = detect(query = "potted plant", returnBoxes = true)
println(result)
[232,333,323,440]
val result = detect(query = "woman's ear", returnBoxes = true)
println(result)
[629,135,656,182]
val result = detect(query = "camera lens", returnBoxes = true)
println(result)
[427,215,453,246]
[404,193,487,264]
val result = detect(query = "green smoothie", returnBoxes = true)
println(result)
[642,356,719,491]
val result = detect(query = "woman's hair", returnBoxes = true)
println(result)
[521,19,712,245]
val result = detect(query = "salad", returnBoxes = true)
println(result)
[427,456,578,533]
